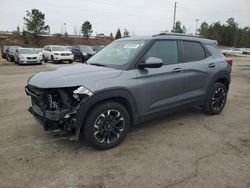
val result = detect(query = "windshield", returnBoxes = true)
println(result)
[79,46,94,53]
[51,46,67,51]
[8,46,20,52]
[34,48,43,53]
[19,49,37,54]
[87,40,146,68]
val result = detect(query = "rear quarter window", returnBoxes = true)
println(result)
[205,44,225,58]
[182,41,206,62]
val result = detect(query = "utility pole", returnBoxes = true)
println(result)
[172,2,177,32]
[195,19,199,35]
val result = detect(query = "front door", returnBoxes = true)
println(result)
[136,40,184,116]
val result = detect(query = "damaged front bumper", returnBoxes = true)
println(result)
[25,85,86,140]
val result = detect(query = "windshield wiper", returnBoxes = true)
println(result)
[89,63,107,67]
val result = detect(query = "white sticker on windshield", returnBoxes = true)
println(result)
[123,44,141,49]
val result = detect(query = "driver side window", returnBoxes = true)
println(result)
[144,40,179,65]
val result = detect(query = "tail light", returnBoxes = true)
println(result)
[226,58,233,66]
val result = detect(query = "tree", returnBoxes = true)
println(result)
[198,22,209,37]
[115,28,122,39]
[172,21,186,33]
[123,28,129,37]
[110,32,114,40]
[81,21,93,38]
[23,9,50,36]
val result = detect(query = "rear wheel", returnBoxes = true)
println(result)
[84,101,130,150]
[203,82,227,115]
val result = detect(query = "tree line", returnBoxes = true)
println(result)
[20,8,129,40]
[199,18,250,48]
[169,18,250,48]
[18,9,250,47]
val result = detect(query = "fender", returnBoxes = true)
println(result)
[207,70,231,93]
[74,88,138,140]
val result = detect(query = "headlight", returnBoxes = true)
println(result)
[54,53,59,55]
[19,55,26,60]
[73,86,93,100]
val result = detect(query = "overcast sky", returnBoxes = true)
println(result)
[0,0,249,36]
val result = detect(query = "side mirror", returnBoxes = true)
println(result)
[138,57,163,69]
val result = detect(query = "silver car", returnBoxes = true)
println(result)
[26,33,232,149]
[14,48,42,65]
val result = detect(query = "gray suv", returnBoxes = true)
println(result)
[25,33,232,149]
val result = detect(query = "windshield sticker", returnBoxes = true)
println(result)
[123,44,142,49]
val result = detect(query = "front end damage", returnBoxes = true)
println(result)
[25,85,92,140]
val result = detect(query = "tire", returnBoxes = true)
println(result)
[7,56,11,62]
[69,60,73,64]
[84,101,130,150]
[203,82,227,115]
[44,55,47,62]
[51,56,56,64]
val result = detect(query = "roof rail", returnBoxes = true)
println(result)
[152,32,204,38]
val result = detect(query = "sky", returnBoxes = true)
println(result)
[0,0,249,36]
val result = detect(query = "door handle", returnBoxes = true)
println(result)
[208,63,216,68]
[172,68,183,72]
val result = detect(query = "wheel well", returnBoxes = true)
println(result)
[83,97,135,127]
[216,78,229,91]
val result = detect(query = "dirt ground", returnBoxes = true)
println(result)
[0,58,250,188]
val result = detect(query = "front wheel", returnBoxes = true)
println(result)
[84,101,130,150]
[203,82,227,115]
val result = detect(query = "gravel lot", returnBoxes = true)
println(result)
[0,58,250,188]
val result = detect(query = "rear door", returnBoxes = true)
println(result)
[136,40,185,116]
[181,40,219,105]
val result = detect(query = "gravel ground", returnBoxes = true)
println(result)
[0,58,250,188]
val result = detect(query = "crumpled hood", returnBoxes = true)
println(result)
[28,64,122,90]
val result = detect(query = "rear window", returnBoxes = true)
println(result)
[182,41,206,62]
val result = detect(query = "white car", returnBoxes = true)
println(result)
[240,48,250,55]
[43,45,74,64]
[14,48,42,65]
[33,48,44,61]
[222,47,243,55]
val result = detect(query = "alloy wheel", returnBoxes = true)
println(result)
[93,110,125,144]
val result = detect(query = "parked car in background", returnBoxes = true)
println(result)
[71,45,96,63]
[222,47,243,55]
[65,46,72,50]
[90,45,105,53]
[6,46,21,62]
[240,48,250,55]
[26,33,232,149]
[34,48,44,61]
[43,45,74,64]
[95,33,106,39]
[14,48,42,65]
[1,45,9,59]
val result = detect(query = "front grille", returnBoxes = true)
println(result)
[60,53,70,56]
[27,57,37,59]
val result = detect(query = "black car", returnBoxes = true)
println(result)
[6,46,21,62]
[71,45,95,63]
[1,45,9,59]
[90,45,105,53]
